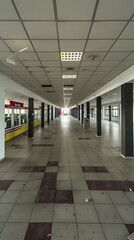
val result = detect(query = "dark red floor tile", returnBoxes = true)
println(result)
[33,166,46,172]
[36,190,55,203]
[0,180,13,190]
[86,180,134,191]
[125,224,134,234]
[20,166,34,172]
[40,173,57,190]
[25,223,52,240]
[47,162,58,166]
[55,190,74,203]
[82,166,108,173]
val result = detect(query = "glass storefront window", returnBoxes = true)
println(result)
[5,108,12,129]
[14,109,19,126]
[21,109,27,124]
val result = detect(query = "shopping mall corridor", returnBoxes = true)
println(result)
[0,116,134,240]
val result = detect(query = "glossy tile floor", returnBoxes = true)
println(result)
[0,116,134,240]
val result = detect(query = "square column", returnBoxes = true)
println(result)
[78,105,80,120]
[86,101,90,127]
[41,102,45,128]
[121,83,133,157]
[109,105,111,122]
[28,98,34,138]
[81,104,84,124]
[51,106,53,121]
[47,105,50,124]
[0,88,5,161]
[96,97,101,136]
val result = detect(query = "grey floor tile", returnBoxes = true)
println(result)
[45,167,58,172]
[107,191,131,204]
[78,224,106,240]
[8,181,27,190]
[57,173,71,181]
[72,181,88,190]
[56,180,72,190]
[23,180,41,191]
[52,223,78,240]
[53,204,75,223]
[95,204,123,223]
[0,204,14,222]
[102,223,129,240]
[73,190,92,204]
[75,204,99,223]
[15,173,31,181]
[17,191,38,203]
[7,204,34,222]
[0,191,21,203]
[30,203,53,222]
[90,190,112,203]
[0,223,28,240]
[115,204,134,223]
[28,173,44,181]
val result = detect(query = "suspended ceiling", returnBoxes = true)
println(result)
[0,0,134,107]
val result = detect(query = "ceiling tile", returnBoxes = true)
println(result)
[118,61,134,67]
[119,22,134,39]
[90,21,126,39]
[96,66,114,72]
[28,67,44,72]
[0,40,10,51]
[23,61,41,67]
[81,61,101,66]
[18,52,38,60]
[61,62,80,67]
[100,61,121,67]
[85,40,114,51]
[95,0,134,20]
[125,52,134,61]
[14,0,55,20]
[24,22,57,39]
[0,0,19,20]
[38,52,60,61]
[58,22,90,39]
[5,40,33,51]
[60,40,86,51]
[0,22,27,39]
[32,40,59,51]
[83,52,106,60]
[42,61,60,67]
[111,40,134,51]
[0,51,12,60]
[104,51,130,60]
[56,0,96,20]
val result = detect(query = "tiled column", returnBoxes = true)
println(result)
[47,105,50,124]
[0,87,5,161]
[86,101,90,127]
[28,98,34,138]
[81,104,84,124]
[51,106,53,121]
[41,102,45,128]
[109,105,111,122]
[121,83,133,158]
[78,105,80,121]
[96,97,101,136]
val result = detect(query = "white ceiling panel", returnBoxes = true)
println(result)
[60,40,86,51]
[119,22,134,39]
[24,22,57,39]
[42,61,60,67]
[58,22,90,39]
[104,51,130,61]
[56,0,96,20]
[45,67,61,72]
[0,0,19,20]
[95,0,134,20]
[86,40,114,51]
[38,52,60,61]
[32,40,59,51]
[81,61,101,67]
[125,53,134,61]
[0,22,27,39]
[5,40,33,51]
[18,52,38,60]
[63,79,75,85]
[111,40,134,51]
[90,22,126,39]
[118,61,134,67]
[83,52,106,60]
[23,61,41,67]
[61,62,80,67]
[100,61,121,67]
[14,0,55,20]
[0,40,10,51]
[28,67,44,72]
[96,66,114,72]
[0,51,12,60]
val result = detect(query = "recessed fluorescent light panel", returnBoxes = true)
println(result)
[64,87,73,90]
[61,52,82,61]
[62,75,77,79]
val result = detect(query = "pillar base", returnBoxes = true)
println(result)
[96,135,102,137]
[120,153,134,159]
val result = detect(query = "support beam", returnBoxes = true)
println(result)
[81,104,84,124]
[28,98,34,138]
[121,83,133,158]
[51,106,53,121]
[86,101,90,127]
[47,105,50,124]
[78,105,80,120]
[96,97,101,136]
[109,105,111,122]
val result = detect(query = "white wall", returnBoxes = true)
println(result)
[0,87,5,161]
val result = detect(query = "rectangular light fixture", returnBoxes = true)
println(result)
[64,87,73,90]
[62,75,77,79]
[64,94,72,96]
[61,52,82,61]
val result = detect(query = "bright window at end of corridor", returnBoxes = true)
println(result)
[62,108,70,115]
